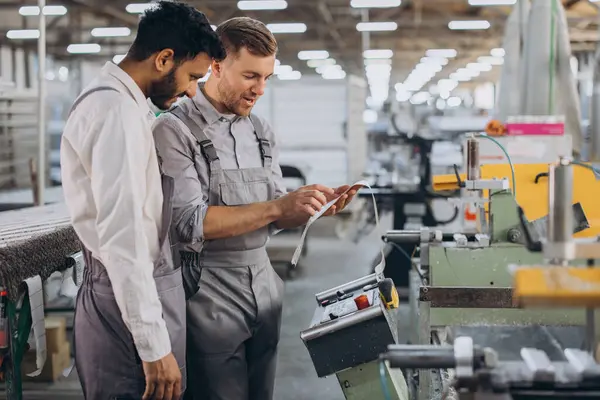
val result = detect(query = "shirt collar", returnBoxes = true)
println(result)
[102,61,154,120]
[192,82,237,125]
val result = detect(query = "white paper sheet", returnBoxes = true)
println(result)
[291,180,386,277]
[23,275,46,377]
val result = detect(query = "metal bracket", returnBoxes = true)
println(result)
[454,336,474,379]
[564,348,600,379]
[464,178,510,191]
[520,348,555,382]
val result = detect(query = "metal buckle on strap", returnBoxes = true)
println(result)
[198,139,219,162]
[259,139,272,158]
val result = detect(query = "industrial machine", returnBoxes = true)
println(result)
[378,132,600,399]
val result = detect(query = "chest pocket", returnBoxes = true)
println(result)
[219,180,270,206]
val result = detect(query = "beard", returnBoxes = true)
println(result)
[216,79,256,117]
[149,67,184,110]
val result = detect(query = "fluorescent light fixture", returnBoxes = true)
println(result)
[420,57,448,66]
[267,23,307,33]
[19,5,68,16]
[356,22,398,32]
[364,58,392,66]
[447,96,462,107]
[396,91,411,102]
[450,73,471,82]
[366,64,392,75]
[317,65,342,74]
[238,0,287,10]
[323,70,347,80]
[478,56,503,65]
[126,3,156,14]
[274,65,293,75]
[113,54,126,64]
[278,71,302,80]
[6,29,40,39]
[67,44,101,54]
[468,0,515,5]
[307,58,336,68]
[363,110,378,124]
[351,0,401,8]
[448,20,490,30]
[410,91,430,105]
[491,47,505,57]
[91,27,131,37]
[467,62,492,72]
[437,78,458,91]
[426,49,457,58]
[363,49,393,59]
[415,63,442,73]
[298,50,329,60]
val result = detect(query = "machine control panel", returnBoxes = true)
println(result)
[318,288,379,324]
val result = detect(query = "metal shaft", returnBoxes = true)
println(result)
[384,348,457,369]
[383,230,422,244]
[466,138,480,181]
[548,160,573,244]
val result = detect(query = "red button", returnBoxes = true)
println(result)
[354,294,370,310]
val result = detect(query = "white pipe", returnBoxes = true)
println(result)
[37,0,46,205]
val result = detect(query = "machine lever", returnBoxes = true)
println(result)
[453,164,465,188]
[517,206,542,252]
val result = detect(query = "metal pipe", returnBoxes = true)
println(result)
[383,348,457,369]
[548,159,573,244]
[466,138,480,181]
[590,14,600,162]
[315,273,378,303]
[382,230,422,244]
[37,0,46,206]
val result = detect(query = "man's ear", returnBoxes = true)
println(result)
[210,59,223,78]
[154,49,175,73]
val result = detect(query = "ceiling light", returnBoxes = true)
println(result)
[323,70,347,80]
[237,0,287,10]
[351,0,401,8]
[468,0,515,5]
[467,62,492,72]
[363,49,393,59]
[278,71,302,80]
[267,23,307,33]
[420,57,448,66]
[274,65,293,75]
[113,54,126,64]
[491,47,505,57]
[307,58,336,67]
[410,91,430,105]
[126,3,156,14]
[450,73,471,82]
[317,65,342,74]
[396,91,411,102]
[449,20,490,30]
[6,29,40,39]
[298,50,329,60]
[91,27,131,37]
[478,56,503,65]
[416,63,442,73]
[363,110,378,124]
[67,44,101,54]
[364,59,392,66]
[19,5,67,16]
[438,78,458,91]
[356,22,398,32]
[426,49,457,58]
[447,97,462,107]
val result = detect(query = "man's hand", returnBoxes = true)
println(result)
[142,353,181,400]
[275,184,335,219]
[322,184,360,217]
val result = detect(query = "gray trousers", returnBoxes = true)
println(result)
[185,261,284,400]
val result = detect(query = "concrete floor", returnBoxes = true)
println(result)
[0,216,391,399]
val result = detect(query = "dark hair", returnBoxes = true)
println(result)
[216,17,277,60]
[129,0,225,62]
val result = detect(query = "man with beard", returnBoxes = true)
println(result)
[152,17,357,400]
[60,2,224,399]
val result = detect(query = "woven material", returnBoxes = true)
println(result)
[0,204,81,302]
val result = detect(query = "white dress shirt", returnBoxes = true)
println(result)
[60,62,171,362]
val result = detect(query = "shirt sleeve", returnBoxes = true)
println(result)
[89,101,171,362]
[153,114,209,248]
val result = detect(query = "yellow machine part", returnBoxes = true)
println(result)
[514,267,600,307]
[432,163,600,238]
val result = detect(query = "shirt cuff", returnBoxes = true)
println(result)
[131,320,172,362]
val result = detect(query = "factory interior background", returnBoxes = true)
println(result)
[2,0,600,399]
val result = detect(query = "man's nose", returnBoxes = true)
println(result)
[253,80,266,96]
[185,82,197,98]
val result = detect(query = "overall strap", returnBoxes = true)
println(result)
[170,106,221,171]
[68,86,120,117]
[248,114,272,168]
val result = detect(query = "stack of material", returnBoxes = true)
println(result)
[0,203,80,301]
[21,316,71,382]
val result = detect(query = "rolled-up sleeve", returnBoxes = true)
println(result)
[153,114,209,247]
[90,101,171,362]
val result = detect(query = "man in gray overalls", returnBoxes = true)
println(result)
[61,2,224,399]
[153,17,356,400]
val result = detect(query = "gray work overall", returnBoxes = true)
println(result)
[170,106,284,400]
[70,87,187,399]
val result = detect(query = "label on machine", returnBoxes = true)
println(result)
[319,289,378,324]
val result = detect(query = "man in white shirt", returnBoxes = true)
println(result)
[60,2,224,399]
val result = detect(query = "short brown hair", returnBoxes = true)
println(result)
[216,17,277,60]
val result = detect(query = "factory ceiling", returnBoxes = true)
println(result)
[0,0,599,93]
